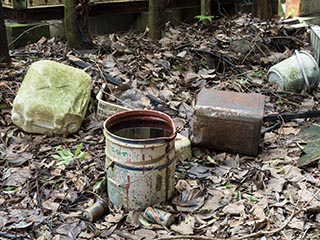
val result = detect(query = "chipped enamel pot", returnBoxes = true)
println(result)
[104,110,176,210]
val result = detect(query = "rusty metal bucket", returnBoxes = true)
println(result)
[104,110,176,210]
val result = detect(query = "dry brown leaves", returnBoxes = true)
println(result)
[1,14,320,239]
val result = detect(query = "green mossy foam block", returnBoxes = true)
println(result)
[12,60,92,135]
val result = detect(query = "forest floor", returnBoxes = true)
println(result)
[1,14,320,240]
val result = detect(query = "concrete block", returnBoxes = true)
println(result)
[47,20,65,39]
[175,133,192,162]
[6,22,50,49]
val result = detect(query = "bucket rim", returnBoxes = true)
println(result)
[104,109,176,143]
[267,69,285,90]
[297,50,319,69]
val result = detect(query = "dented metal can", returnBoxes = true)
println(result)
[144,207,175,226]
[192,88,265,156]
[82,199,108,222]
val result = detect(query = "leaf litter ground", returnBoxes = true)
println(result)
[1,15,320,240]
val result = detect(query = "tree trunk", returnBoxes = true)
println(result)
[64,0,93,49]
[148,0,166,40]
[201,0,211,16]
[0,1,10,65]
[254,0,273,20]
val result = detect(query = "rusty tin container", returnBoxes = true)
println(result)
[192,89,265,156]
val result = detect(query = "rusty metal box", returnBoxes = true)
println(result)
[192,88,265,156]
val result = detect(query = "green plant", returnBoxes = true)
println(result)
[52,143,88,166]
[2,186,19,192]
[225,181,231,189]
[246,195,259,202]
[195,15,215,22]
[250,70,264,77]
[93,178,105,192]
[236,191,242,201]
[207,155,216,164]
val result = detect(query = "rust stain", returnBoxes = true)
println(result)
[142,154,145,174]
[126,175,130,209]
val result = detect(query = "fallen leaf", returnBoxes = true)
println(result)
[5,150,32,166]
[182,72,199,85]
[42,199,60,212]
[172,188,205,213]
[171,215,195,235]
[282,127,300,136]
[266,175,286,192]
[134,229,156,239]
[2,167,31,186]
[177,51,187,58]
[56,222,81,239]
[288,217,304,231]
[222,202,245,216]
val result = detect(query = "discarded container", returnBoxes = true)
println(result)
[11,60,91,135]
[143,207,175,226]
[104,110,176,210]
[82,199,108,222]
[174,133,192,162]
[96,84,130,121]
[192,89,265,156]
[267,50,320,93]
[310,26,320,66]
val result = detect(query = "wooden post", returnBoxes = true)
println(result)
[0,1,10,65]
[64,0,93,49]
[148,0,166,40]
[201,0,212,17]
[254,0,273,20]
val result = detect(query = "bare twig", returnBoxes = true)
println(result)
[269,36,305,46]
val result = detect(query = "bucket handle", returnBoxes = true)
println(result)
[295,50,311,92]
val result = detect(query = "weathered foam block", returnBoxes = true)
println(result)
[12,60,92,135]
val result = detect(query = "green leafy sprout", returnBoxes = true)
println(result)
[195,15,215,22]
[246,195,259,202]
[52,143,88,166]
